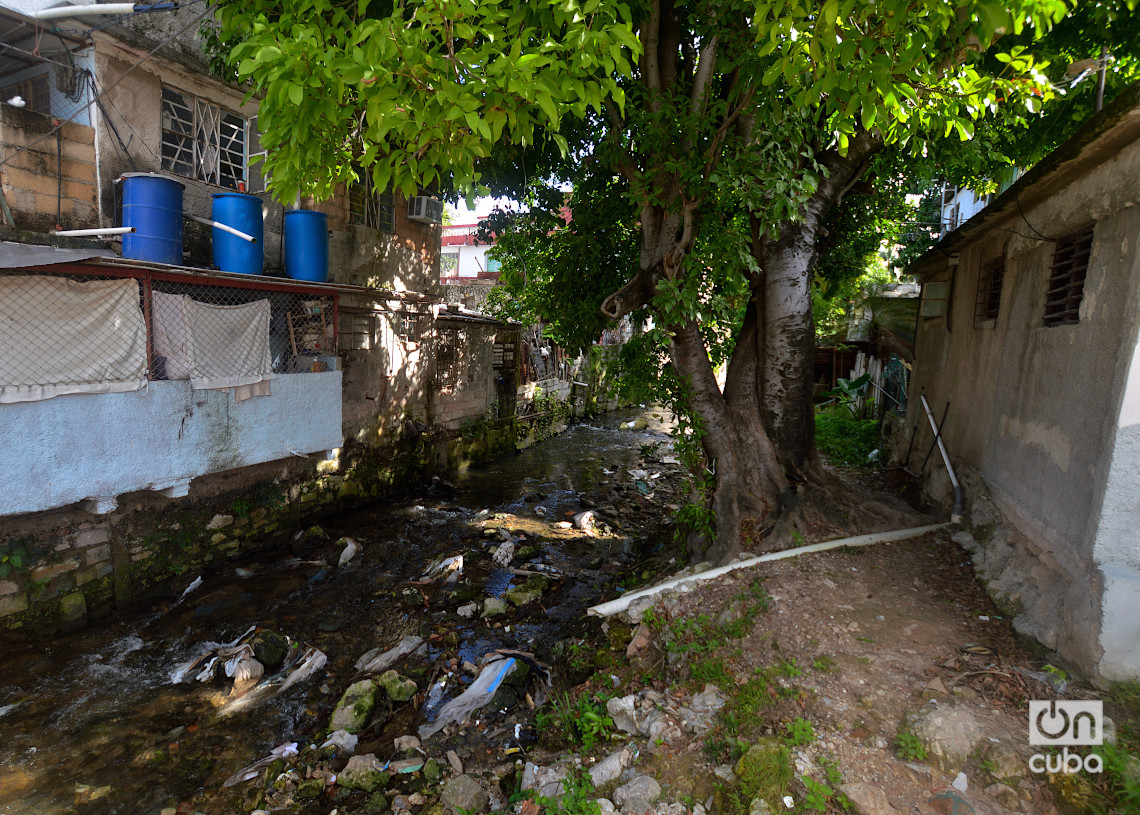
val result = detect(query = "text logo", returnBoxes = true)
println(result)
[1028,701,1103,746]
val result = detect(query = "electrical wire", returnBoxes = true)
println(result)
[0,2,212,171]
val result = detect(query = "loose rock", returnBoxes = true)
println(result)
[613,775,662,813]
[338,754,389,792]
[440,774,489,814]
[329,680,378,733]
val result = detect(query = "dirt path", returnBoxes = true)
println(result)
[618,527,1058,814]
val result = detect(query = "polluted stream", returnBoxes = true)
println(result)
[0,409,679,814]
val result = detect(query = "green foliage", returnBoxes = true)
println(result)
[213,0,639,201]
[815,407,881,468]
[730,742,794,815]
[785,717,816,746]
[895,731,928,762]
[799,776,837,812]
[521,769,602,815]
[536,692,613,751]
[0,546,28,580]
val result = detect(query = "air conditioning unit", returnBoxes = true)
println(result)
[407,196,443,224]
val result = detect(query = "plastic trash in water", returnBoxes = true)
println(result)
[493,541,515,567]
[338,538,360,567]
[223,742,298,787]
[355,635,425,674]
[180,576,203,599]
[418,658,517,739]
[320,730,359,755]
[276,646,327,695]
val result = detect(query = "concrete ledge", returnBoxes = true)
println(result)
[0,373,343,516]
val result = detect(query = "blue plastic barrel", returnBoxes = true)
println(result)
[212,192,264,275]
[121,173,184,265]
[283,209,329,282]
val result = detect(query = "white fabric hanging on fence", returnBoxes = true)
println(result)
[152,290,192,381]
[151,292,275,394]
[0,275,147,403]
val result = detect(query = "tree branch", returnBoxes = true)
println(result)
[642,0,662,110]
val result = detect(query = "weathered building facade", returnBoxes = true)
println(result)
[899,84,1140,682]
[0,2,528,635]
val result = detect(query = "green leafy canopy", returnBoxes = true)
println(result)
[212,0,639,202]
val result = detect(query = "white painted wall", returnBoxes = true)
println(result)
[442,243,494,278]
[1094,322,1140,680]
[0,373,342,516]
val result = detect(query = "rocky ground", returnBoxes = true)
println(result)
[170,451,1139,815]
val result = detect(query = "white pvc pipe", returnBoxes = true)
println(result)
[185,214,257,243]
[587,522,950,618]
[34,3,136,19]
[53,226,134,237]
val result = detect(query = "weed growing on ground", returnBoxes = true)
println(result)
[536,692,614,751]
[518,769,602,815]
[785,717,816,746]
[815,406,880,468]
[895,731,927,761]
[724,742,794,815]
[812,654,838,673]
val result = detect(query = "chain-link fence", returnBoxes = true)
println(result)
[0,266,337,402]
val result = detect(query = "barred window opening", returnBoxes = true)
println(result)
[974,260,1004,326]
[161,87,248,190]
[1044,226,1094,327]
[349,168,395,233]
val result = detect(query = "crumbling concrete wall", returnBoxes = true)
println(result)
[0,106,97,232]
[900,94,1140,681]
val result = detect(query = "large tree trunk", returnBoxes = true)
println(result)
[756,221,820,481]
[669,315,787,564]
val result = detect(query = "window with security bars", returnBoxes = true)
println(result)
[349,169,395,232]
[440,254,458,275]
[161,87,248,189]
[395,312,425,347]
[435,330,462,392]
[1044,226,1094,326]
[974,260,1004,326]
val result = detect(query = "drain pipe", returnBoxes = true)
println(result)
[587,522,950,618]
[920,393,963,522]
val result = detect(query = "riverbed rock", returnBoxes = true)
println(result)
[330,679,379,733]
[505,575,549,607]
[839,783,901,815]
[982,782,1019,809]
[378,670,418,702]
[985,743,1024,782]
[393,735,421,753]
[338,754,389,792]
[250,630,289,671]
[613,775,661,813]
[457,602,480,619]
[909,705,987,772]
[482,597,508,618]
[440,774,489,814]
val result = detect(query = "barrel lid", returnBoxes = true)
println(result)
[284,208,328,218]
[118,172,185,189]
[213,191,260,200]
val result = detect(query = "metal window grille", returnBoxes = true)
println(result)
[0,266,337,393]
[435,329,462,392]
[396,312,425,346]
[161,87,248,189]
[974,260,1004,326]
[1044,226,1094,326]
[492,337,515,371]
[349,169,395,232]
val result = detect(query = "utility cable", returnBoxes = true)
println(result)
[0,2,212,171]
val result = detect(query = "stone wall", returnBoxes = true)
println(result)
[0,106,97,232]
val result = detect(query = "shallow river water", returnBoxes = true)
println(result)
[0,409,675,815]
